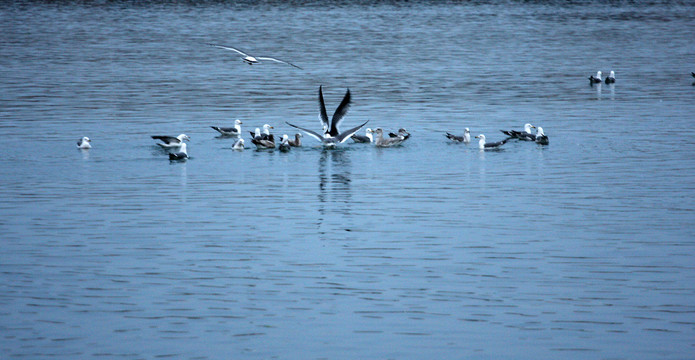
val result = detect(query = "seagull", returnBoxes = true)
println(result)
[605,70,616,84]
[475,134,509,150]
[287,133,303,147]
[151,134,190,148]
[589,71,602,84]
[389,128,411,140]
[318,86,351,138]
[77,136,92,149]
[251,128,275,149]
[211,119,243,136]
[278,134,291,152]
[232,138,245,151]
[351,128,373,143]
[168,142,188,160]
[249,124,274,140]
[501,123,536,141]
[535,127,549,145]
[207,44,302,69]
[374,128,405,147]
[286,86,368,148]
[445,128,470,143]
[287,120,368,148]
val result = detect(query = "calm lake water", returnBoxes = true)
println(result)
[1,1,694,359]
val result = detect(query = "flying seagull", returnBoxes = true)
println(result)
[318,85,352,138]
[207,44,302,69]
[286,86,367,148]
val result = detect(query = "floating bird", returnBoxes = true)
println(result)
[288,133,303,147]
[211,119,243,136]
[445,128,470,144]
[475,134,509,150]
[287,121,368,148]
[605,70,616,84]
[286,86,367,148]
[318,86,351,138]
[501,123,536,141]
[207,44,302,69]
[589,71,602,84]
[168,143,188,160]
[389,128,411,140]
[251,128,275,149]
[151,134,190,148]
[249,124,274,141]
[535,127,549,145]
[374,128,405,147]
[351,128,373,143]
[278,134,291,152]
[232,138,245,151]
[77,136,92,149]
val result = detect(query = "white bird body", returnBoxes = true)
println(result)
[211,119,243,136]
[168,142,188,160]
[152,133,189,148]
[476,134,509,150]
[233,138,245,151]
[208,44,302,69]
[77,136,91,149]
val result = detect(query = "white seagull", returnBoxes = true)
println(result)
[151,134,190,148]
[445,128,470,143]
[475,134,509,150]
[207,44,302,69]
[211,119,243,136]
[233,138,245,151]
[286,86,367,148]
[77,136,92,149]
[168,142,188,160]
[605,70,616,84]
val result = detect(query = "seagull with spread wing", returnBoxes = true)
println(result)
[207,44,302,69]
[286,86,368,148]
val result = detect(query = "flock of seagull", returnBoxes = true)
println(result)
[77,83,550,160]
[90,43,688,159]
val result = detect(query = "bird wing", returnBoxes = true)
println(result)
[330,88,351,137]
[207,44,249,57]
[318,86,329,133]
[336,120,369,144]
[256,57,302,69]
[286,122,325,143]
[151,135,178,144]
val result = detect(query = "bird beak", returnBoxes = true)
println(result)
[475,135,480,139]
[531,125,536,128]
[270,126,274,129]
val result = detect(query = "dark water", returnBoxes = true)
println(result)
[1,1,695,359]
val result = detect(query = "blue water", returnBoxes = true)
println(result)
[1,1,694,359]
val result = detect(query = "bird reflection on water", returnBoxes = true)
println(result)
[317,148,352,233]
